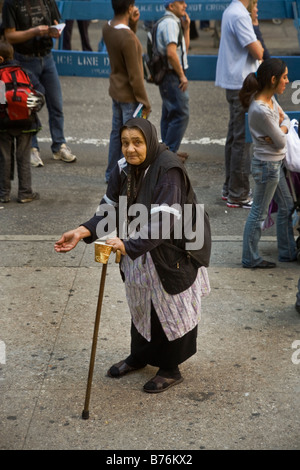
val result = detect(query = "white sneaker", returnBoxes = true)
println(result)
[53,144,76,163]
[30,148,44,167]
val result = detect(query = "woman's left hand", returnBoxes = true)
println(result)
[106,237,126,255]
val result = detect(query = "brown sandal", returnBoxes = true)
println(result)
[107,360,144,378]
[143,374,184,393]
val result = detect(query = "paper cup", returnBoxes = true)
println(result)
[94,241,113,264]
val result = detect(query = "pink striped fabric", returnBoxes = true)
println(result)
[121,252,210,341]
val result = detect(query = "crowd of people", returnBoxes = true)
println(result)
[0,0,299,392]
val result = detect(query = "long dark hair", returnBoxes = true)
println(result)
[239,58,287,108]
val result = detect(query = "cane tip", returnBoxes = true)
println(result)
[82,410,89,420]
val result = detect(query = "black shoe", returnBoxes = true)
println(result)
[107,359,145,378]
[17,192,40,204]
[295,303,300,314]
[244,260,276,269]
[0,196,10,203]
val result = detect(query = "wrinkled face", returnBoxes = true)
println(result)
[121,128,147,165]
[274,67,289,94]
[169,1,187,18]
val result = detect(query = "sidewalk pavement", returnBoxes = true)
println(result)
[0,234,299,450]
[0,16,299,452]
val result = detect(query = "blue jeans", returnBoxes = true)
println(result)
[159,72,189,153]
[15,52,65,153]
[105,100,138,182]
[242,158,297,267]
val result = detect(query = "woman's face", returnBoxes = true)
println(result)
[274,67,289,94]
[121,128,147,165]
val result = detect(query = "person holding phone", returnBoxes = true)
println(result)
[155,1,190,162]
[2,0,77,167]
[102,0,151,183]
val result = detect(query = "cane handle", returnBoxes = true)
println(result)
[115,250,121,264]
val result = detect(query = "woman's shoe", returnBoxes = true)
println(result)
[244,260,276,269]
[143,374,184,393]
[107,360,144,378]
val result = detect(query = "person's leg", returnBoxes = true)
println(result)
[105,100,137,182]
[225,89,251,202]
[39,53,65,153]
[62,20,74,50]
[15,133,34,200]
[159,73,189,153]
[242,159,281,267]
[0,132,13,201]
[77,20,93,51]
[273,166,297,262]
[223,89,235,199]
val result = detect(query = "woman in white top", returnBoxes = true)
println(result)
[240,58,297,268]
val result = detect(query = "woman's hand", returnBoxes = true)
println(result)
[106,237,127,255]
[54,227,91,253]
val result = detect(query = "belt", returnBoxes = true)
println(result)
[17,50,51,58]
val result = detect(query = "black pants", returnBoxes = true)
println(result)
[0,131,32,199]
[126,303,198,370]
[62,20,92,51]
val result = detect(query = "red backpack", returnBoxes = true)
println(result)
[0,64,37,121]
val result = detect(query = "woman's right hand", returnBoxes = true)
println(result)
[54,227,91,253]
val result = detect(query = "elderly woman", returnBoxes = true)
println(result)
[55,118,210,393]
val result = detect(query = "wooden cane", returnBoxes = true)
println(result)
[82,245,121,420]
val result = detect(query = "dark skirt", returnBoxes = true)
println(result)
[126,303,198,370]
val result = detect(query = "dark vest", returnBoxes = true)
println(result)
[119,150,211,295]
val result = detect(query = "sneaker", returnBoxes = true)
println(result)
[0,195,10,203]
[53,144,76,163]
[221,190,228,201]
[227,197,253,209]
[224,189,252,203]
[17,192,40,204]
[30,148,44,167]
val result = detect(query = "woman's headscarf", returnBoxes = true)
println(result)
[120,118,168,207]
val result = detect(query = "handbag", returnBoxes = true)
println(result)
[285,119,300,172]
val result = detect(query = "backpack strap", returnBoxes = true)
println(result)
[154,15,184,67]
